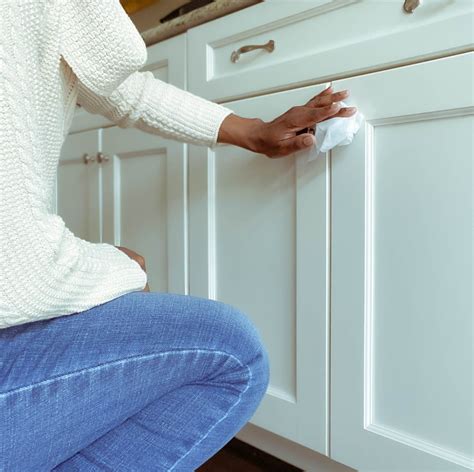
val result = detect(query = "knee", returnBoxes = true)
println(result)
[206,299,270,391]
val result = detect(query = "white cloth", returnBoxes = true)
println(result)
[306,101,364,161]
[0,0,234,329]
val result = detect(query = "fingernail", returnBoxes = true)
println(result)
[303,136,314,146]
[332,103,341,110]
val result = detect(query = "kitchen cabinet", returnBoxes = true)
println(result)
[189,83,331,454]
[59,1,473,470]
[186,1,473,470]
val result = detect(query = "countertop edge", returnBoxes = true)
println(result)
[141,0,262,47]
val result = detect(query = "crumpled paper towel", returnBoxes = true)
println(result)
[304,101,364,162]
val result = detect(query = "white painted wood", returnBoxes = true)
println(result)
[101,127,188,295]
[330,52,474,471]
[237,424,356,472]
[189,83,332,453]
[187,0,474,102]
[56,130,101,243]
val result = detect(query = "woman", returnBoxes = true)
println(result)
[0,1,356,470]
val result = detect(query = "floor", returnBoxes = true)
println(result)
[197,438,302,471]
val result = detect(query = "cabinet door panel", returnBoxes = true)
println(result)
[102,127,188,295]
[189,84,330,453]
[56,130,100,243]
[217,146,296,395]
[331,52,473,471]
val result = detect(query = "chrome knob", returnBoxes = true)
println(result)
[96,152,110,164]
[83,153,95,164]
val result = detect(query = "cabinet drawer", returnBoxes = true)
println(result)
[187,0,473,102]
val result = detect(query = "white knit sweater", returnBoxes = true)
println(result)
[0,0,234,329]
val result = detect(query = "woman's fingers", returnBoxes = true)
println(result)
[303,86,331,105]
[304,89,349,108]
[319,106,358,121]
[273,133,315,158]
[309,89,350,108]
[320,85,333,95]
[286,103,356,129]
[272,105,356,157]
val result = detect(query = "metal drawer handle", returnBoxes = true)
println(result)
[403,0,421,13]
[83,153,95,164]
[230,39,275,63]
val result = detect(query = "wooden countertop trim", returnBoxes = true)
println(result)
[141,0,262,46]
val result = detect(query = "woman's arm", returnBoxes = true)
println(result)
[76,70,233,148]
[77,70,356,156]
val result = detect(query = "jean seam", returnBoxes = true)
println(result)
[167,356,252,471]
[0,348,249,398]
[75,449,115,472]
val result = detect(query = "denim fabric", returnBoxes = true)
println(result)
[0,291,270,471]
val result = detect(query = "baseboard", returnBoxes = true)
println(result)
[236,423,356,472]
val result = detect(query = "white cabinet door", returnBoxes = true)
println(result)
[101,128,188,295]
[189,84,331,454]
[331,52,473,471]
[56,129,101,243]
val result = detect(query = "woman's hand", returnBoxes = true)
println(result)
[115,246,150,292]
[217,85,357,158]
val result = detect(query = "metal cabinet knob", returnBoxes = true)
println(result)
[403,0,422,14]
[96,152,110,164]
[83,153,95,164]
[230,39,275,63]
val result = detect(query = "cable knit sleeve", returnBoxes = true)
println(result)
[76,71,234,149]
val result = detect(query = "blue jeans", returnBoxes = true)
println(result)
[0,291,270,471]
